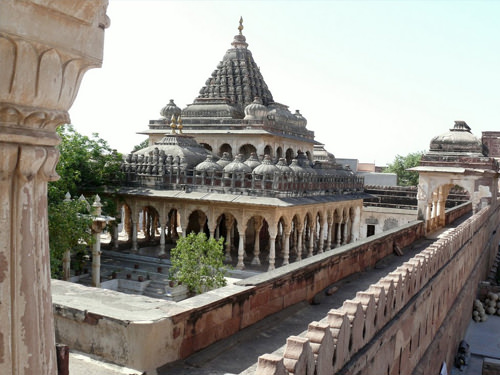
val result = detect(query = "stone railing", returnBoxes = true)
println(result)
[255,202,499,375]
[122,167,364,198]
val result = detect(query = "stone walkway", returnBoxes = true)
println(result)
[68,215,500,375]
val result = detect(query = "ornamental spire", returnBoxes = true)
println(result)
[238,16,244,35]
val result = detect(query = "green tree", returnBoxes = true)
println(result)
[132,138,149,152]
[48,124,123,277]
[48,198,93,279]
[48,124,124,206]
[384,151,424,186]
[169,232,228,294]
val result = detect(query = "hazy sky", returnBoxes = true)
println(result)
[69,0,500,165]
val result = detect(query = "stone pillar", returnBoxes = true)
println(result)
[0,1,109,373]
[318,216,325,254]
[342,219,349,245]
[307,224,315,257]
[336,221,342,247]
[131,210,139,252]
[91,220,104,288]
[159,222,166,255]
[283,229,291,266]
[237,233,246,270]
[225,216,234,262]
[268,228,278,271]
[296,226,304,261]
[326,214,333,250]
[251,217,263,265]
[62,249,71,281]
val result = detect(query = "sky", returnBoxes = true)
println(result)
[69,0,500,166]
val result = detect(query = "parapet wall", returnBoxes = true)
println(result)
[256,202,499,375]
[52,204,476,373]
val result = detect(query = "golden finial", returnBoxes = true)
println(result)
[177,116,183,134]
[170,114,177,134]
[238,16,244,35]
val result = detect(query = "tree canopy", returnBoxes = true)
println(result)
[169,232,228,294]
[48,124,124,206]
[48,125,124,278]
[383,151,424,186]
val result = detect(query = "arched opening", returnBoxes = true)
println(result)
[219,143,232,158]
[239,144,257,161]
[140,205,160,242]
[185,209,209,237]
[285,148,294,165]
[264,145,272,159]
[200,143,213,152]
[276,146,283,161]
[245,216,269,265]
[305,150,312,162]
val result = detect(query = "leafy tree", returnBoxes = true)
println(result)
[48,124,124,207]
[48,198,93,279]
[383,151,424,186]
[48,124,123,278]
[169,232,228,294]
[132,138,149,152]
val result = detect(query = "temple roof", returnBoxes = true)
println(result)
[183,17,274,117]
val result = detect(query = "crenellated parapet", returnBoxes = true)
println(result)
[255,204,500,375]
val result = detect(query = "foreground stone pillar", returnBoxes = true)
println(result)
[0,1,109,373]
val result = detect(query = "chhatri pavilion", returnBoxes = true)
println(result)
[117,19,368,270]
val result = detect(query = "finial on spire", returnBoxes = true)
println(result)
[238,16,244,35]
[170,114,177,134]
[177,116,183,134]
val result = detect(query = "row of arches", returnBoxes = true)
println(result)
[116,198,362,270]
[199,142,313,164]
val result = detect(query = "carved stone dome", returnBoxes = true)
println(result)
[160,99,181,119]
[294,110,307,127]
[252,155,280,175]
[223,154,252,173]
[289,159,306,174]
[429,121,483,155]
[195,155,223,172]
[244,97,268,120]
[243,152,261,170]
[275,158,293,174]
[216,152,232,168]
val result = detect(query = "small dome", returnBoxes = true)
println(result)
[160,99,181,119]
[216,152,232,168]
[243,152,261,170]
[289,159,306,174]
[253,155,280,175]
[244,97,268,120]
[275,158,294,174]
[195,155,223,172]
[429,121,483,155]
[294,110,307,127]
[223,154,252,173]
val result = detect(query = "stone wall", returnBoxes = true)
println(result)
[52,215,425,372]
[255,202,500,375]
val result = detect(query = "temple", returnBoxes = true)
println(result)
[118,19,368,271]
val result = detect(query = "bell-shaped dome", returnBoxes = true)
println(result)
[289,159,306,174]
[160,99,181,119]
[243,152,261,170]
[195,155,223,172]
[275,158,294,174]
[429,121,483,155]
[223,154,252,173]
[253,155,280,175]
[244,97,268,120]
[216,152,232,168]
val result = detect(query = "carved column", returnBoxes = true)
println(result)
[282,227,291,266]
[251,217,263,265]
[326,213,333,250]
[268,226,278,271]
[307,223,315,257]
[318,215,325,253]
[224,216,234,262]
[0,1,109,373]
[296,225,304,261]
